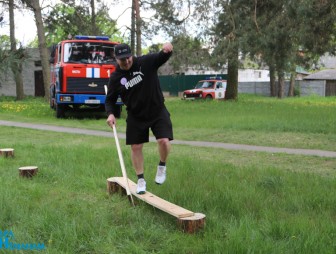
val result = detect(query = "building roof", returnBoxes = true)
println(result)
[296,66,310,75]
[304,69,336,80]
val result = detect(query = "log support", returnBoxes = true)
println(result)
[177,213,206,234]
[0,148,14,158]
[107,180,127,195]
[19,166,38,178]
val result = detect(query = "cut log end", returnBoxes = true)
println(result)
[19,166,38,178]
[107,180,127,195]
[177,213,206,234]
[107,180,137,206]
[0,148,14,158]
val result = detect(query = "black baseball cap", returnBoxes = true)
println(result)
[114,43,132,59]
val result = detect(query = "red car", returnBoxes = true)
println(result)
[182,77,227,100]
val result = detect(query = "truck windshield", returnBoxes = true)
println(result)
[64,42,116,64]
[195,81,214,89]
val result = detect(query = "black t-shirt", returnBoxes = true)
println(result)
[105,50,172,120]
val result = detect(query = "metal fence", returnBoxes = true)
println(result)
[159,76,327,97]
[159,74,227,96]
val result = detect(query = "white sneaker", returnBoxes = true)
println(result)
[136,178,146,194]
[155,165,166,184]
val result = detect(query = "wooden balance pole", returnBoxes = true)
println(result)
[19,166,38,178]
[0,148,14,158]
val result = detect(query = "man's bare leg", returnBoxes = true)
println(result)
[155,138,170,184]
[131,143,146,194]
[131,143,144,175]
[157,138,171,162]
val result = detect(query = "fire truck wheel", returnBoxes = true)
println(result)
[56,104,65,118]
[205,94,213,100]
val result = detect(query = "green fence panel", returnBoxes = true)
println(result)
[159,74,227,96]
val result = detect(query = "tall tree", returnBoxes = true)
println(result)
[240,0,336,98]
[298,0,336,56]
[0,35,21,81]
[44,2,120,46]
[210,0,246,100]
[0,0,27,99]
[130,0,135,53]
[134,0,141,56]
[146,0,240,99]
[90,0,96,35]
[239,0,282,97]
[142,0,213,73]
[9,0,24,100]
[169,35,211,73]
[21,0,50,99]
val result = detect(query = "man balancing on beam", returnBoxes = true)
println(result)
[105,42,174,194]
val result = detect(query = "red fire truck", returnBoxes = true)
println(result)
[49,35,122,118]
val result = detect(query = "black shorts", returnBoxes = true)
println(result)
[126,107,173,145]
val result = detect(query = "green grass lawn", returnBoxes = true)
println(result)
[0,95,335,253]
[0,94,335,151]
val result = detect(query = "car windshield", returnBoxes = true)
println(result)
[195,81,214,89]
[63,42,116,64]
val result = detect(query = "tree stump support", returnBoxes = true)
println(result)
[19,166,38,178]
[0,148,14,158]
[177,213,206,233]
[107,177,206,233]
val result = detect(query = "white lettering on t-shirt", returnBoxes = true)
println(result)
[125,75,143,90]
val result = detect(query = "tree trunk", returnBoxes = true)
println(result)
[134,0,141,56]
[277,71,285,98]
[90,0,96,35]
[131,0,136,54]
[225,45,239,100]
[25,0,51,100]
[13,60,24,100]
[288,70,296,97]
[9,0,24,100]
[269,65,276,97]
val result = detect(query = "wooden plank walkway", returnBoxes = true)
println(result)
[107,177,194,218]
[107,177,206,233]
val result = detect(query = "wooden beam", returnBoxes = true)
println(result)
[107,177,206,233]
[108,177,194,218]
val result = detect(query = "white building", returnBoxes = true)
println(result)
[238,69,270,82]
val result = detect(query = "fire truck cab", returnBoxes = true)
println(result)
[182,77,227,100]
[49,35,122,118]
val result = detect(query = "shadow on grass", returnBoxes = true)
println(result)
[53,107,111,120]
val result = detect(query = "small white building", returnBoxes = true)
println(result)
[238,69,270,82]
[0,48,44,97]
